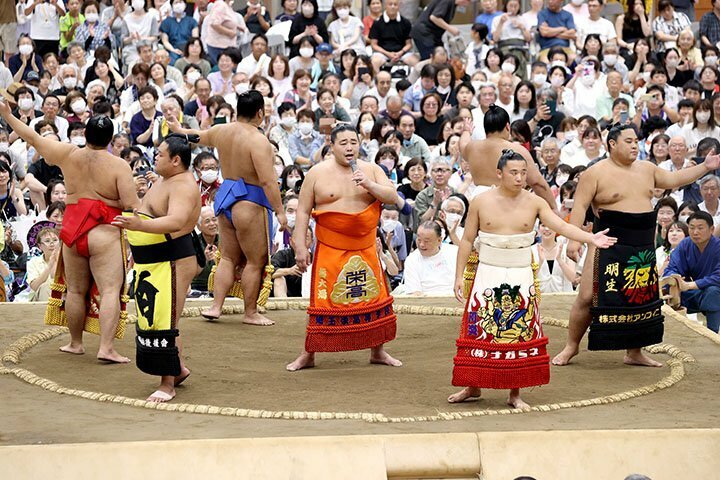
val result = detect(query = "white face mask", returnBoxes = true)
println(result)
[336,8,350,19]
[571,0,583,5]
[280,116,297,128]
[286,176,300,188]
[381,219,399,233]
[604,54,617,67]
[200,169,219,184]
[64,77,78,89]
[187,71,201,84]
[642,71,651,83]
[85,12,99,23]
[172,2,186,14]
[18,44,33,56]
[70,136,86,146]
[696,111,711,124]
[235,82,250,95]
[301,3,314,17]
[444,212,461,228]
[298,122,314,135]
[379,158,395,171]
[0,142,8,151]
[299,47,314,59]
[679,214,689,223]
[550,76,564,88]
[555,174,569,187]
[360,120,374,134]
[532,73,547,86]
[132,0,145,11]
[705,56,718,67]
[71,100,86,114]
[18,98,34,111]
[471,80,482,92]
[286,213,296,228]
[666,58,679,68]
[564,130,578,142]
[501,62,515,74]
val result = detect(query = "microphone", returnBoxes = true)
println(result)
[349,159,357,172]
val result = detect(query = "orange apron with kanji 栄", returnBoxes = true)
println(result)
[305,202,396,352]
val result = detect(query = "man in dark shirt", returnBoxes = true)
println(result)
[410,0,468,59]
[271,229,313,298]
[369,0,416,70]
[25,133,63,209]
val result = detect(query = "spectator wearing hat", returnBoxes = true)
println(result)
[310,42,337,89]
[25,221,60,302]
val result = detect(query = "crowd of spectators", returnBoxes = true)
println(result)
[0,0,718,330]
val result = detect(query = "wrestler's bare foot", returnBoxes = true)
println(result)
[59,343,85,355]
[507,389,530,409]
[174,367,191,387]
[447,387,482,403]
[201,306,221,320]
[286,352,315,371]
[97,349,131,364]
[369,350,403,367]
[624,350,663,367]
[243,312,275,326]
[551,344,579,366]
[147,386,175,403]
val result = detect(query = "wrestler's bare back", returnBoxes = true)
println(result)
[579,159,658,214]
[471,189,544,235]
[206,122,267,183]
[139,172,201,237]
[306,159,381,212]
[56,148,138,210]
[465,137,536,187]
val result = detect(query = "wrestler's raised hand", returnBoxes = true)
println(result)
[453,277,465,304]
[704,149,720,171]
[591,228,617,249]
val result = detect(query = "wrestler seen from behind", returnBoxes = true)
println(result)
[287,124,402,371]
[0,100,139,363]
[552,124,720,367]
[168,90,287,326]
[112,134,202,403]
[449,149,616,408]
[458,105,557,210]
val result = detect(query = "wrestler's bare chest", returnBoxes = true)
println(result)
[591,163,655,211]
[140,183,170,218]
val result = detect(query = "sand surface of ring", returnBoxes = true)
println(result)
[1,296,719,446]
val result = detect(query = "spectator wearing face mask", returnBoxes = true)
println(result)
[288,110,323,170]
[438,194,466,246]
[273,194,298,253]
[193,152,221,207]
[289,0,329,59]
[380,204,408,263]
[190,206,220,295]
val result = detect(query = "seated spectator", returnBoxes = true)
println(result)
[238,34,271,77]
[129,86,161,148]
[29,95,69,141]
[0,159,27,219]
[191,206,219,295]
[160,0,199,64]
[398,113,432,161]
[276,0,299,23]
[438,194,466,246]
[536,0,576,61]
[657,220,688,276]
[395,221,457,296]
[193,152,222,206]
[537,224,577,293]
[288,110,323,170]
[239,0,272,35]
[26,223,60,302]
[652,0,691,53]
[288,0,329,59]
[272,194,298,253]
[46,201,65,228]
[414,159,456,225]
[271,227,313,298]
[313,88,351,129]
[415,93,445,147]
[9,35,44,83]
[327,0,365,55]
[698,175,720,225]
[664,212,720,333]
[368,0,416,70]
[74,0,113,55]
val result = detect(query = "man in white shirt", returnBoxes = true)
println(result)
[236,33,270,77]
[698,175,720,225]
[397,222,458,296]
[366,71,397,111]
[496,73,515,116]
[471,83,498,140]
[29,95,69,140]
[575,0,616,48]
